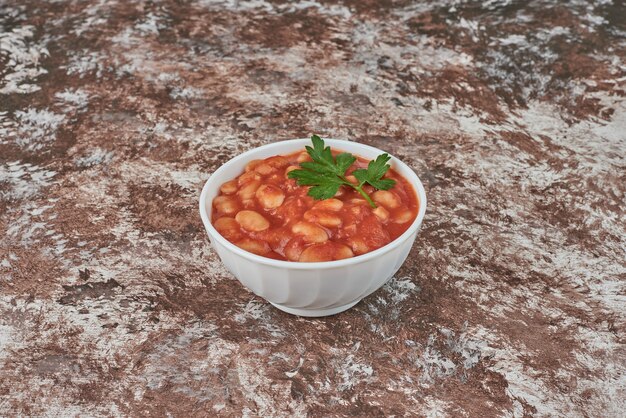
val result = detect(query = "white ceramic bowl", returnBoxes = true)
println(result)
[199,138,427,317]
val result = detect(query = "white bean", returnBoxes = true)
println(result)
[348,238,369,255]
[348,198,369,206]
[313,198,343,211]
[392,208,414,224]
[296,152,310,163]
[334,187,345,197]
[236,238,270,255]
[245,159,262,172]
[372,206,389,222]
[284,238,304,261]
[235,210,270,231]
[237,179,261,200]
[372,190,401,209]
[254,163,275,175]
[213,195,239,214]
[291,221,328,243]
[256,184,285,209]
[238,171,261,185]
[298,242,354,262]
[213,217,241,240]
[220,180,238,195]
[266,156,289,168]
[299,244,333,262]
[335,244,354,260]
[345,175,358,184]
[304,209,342,228]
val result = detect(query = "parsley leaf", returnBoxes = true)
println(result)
[287,135,397,207]
[286,170,344,200]
[335,152,357,174]
[352,153,396,191]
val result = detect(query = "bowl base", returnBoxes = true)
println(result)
[270,300,360,317]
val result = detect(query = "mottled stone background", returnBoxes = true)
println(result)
[0,0,624,416]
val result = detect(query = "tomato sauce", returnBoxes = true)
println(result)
[211,149,419,262]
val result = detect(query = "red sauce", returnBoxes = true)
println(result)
[211,149,418,262]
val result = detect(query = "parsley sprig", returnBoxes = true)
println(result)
[287,135,396,208]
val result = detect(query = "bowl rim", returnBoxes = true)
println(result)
[199,138,427,270]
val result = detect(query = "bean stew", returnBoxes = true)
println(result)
[211,149,419,262]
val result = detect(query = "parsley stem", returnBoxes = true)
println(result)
[355,186,377,208]
[339,176,377,208]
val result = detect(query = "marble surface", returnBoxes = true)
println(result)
[1,0,625,416]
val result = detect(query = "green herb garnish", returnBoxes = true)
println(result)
[287,135,396,208]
